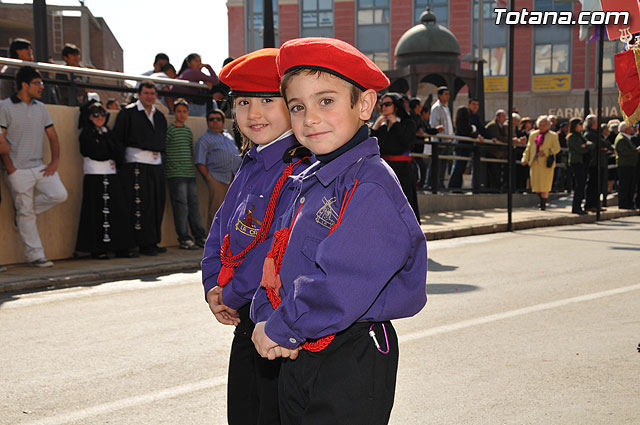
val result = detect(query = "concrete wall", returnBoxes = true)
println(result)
[0,105,211,265]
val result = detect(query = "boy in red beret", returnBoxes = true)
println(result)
[251,37,428,424]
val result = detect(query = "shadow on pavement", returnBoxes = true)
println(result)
[610,246,640,251]
[427,283,479,294]
[428,259,459,272]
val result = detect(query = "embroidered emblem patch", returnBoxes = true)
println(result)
[235,206,262,237]
[315,197,338,229]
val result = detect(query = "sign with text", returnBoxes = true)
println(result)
[484,76,508,92]
[533,74,571,91]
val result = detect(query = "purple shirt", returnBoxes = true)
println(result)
[174,65,219,98]
[250,137,428,349]
[201,134,309,309]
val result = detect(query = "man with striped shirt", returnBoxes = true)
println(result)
[165,98,207,249]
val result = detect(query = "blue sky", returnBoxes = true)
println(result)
[5,0,230,75]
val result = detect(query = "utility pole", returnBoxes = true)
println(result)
[32,0,49,62]
[263,0,275,48]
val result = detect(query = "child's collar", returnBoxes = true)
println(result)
[315,125,369,164]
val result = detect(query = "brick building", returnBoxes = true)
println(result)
[226,0,621,120]
[1,3,123,76]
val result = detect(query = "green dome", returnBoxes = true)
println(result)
[394,9,461,67]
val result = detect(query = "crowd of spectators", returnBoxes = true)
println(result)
[372,86,640,216]
[0,45,240,269]
[1,45,639,270]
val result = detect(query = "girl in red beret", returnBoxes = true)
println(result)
[200,48,309,425]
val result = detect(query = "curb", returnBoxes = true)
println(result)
[423,209,639,241]
[1,259,202,294]
[2,210,638,294]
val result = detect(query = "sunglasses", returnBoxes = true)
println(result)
[91,111,106,117]
[208,117,223,122]
[381,101,393,107]
[30,81,44,86]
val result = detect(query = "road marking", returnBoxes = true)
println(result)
[15,284,640,425]
[400,282,640,343]
[20,376,227,425]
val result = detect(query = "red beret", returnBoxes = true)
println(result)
[276,37,390,92]
[219,48,281,97]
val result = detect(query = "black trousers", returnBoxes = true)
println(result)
[585,166,608,209]
[279,321,398,425]
[617,166,637,209]
[635,163,640,208]
[228,304,281,425]
[571,163,586,212]
[121,162,165,248]
[387,161,419,222]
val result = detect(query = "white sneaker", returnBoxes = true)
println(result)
[31,258,53,268]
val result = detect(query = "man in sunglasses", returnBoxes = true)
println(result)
[0,66,68,267]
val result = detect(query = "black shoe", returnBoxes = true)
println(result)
[572,209,587,215]
[140,246,158,256]
[115,250,139,258]
[155,245,167,254]
[91,252,110,260]
[195,238,206,248]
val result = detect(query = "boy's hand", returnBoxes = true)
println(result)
[206,286,240,326]
[266,346,300,361]
[252,321,279,358]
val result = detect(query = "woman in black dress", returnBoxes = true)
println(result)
[372,93,419,221]
[76,101,136,259]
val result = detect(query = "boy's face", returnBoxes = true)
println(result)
[234,97,290,145]
[285,72,375,155]
[174,104,189,123]
[64,52,80,67]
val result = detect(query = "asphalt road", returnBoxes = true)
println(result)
[1,217,639,425]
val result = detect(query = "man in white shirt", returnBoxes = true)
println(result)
[427,86,453,189]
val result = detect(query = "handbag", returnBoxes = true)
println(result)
[546,151,555,168]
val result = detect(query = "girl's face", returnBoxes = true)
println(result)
[575,122,583,133]
[188,55,202,69]
[234,97,290,145]
[89,110,106,127]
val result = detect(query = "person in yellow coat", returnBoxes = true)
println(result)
[521,115,561,210]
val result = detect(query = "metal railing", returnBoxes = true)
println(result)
[0,57,214,106]
[410,133,611,194]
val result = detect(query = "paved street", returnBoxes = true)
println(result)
[1,217,639,425]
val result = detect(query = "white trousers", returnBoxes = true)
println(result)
[6,164,68,261]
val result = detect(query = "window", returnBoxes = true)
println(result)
[483,47,506,76]
[357,0,390,70]
[302,0,334,37]
[365,52,389,72]
[473,0,507,72]
[246,0,279,52]
[602,41,621,88]
[532,0,571,75]
[302,0,333,28]
[534,43,569,74]
[357,0,389,25]
[415,0,448,27]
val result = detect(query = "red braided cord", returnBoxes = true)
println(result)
[219,159,305,270]
[264,179,360,353]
